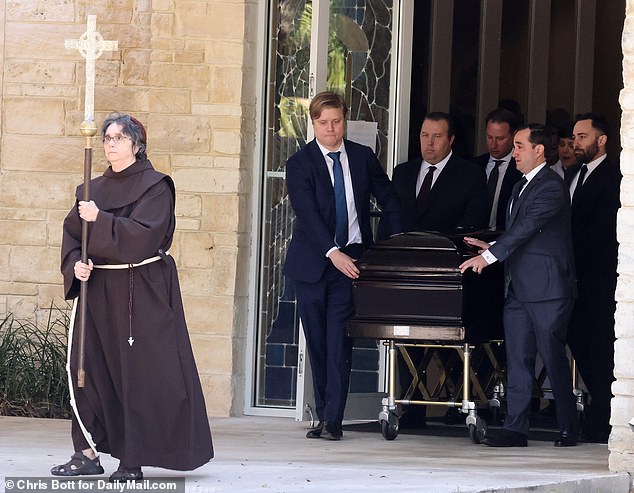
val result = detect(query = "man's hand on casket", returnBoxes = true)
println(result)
[328,249,360,279]
[463,236,490,253]
[459,254,488,275]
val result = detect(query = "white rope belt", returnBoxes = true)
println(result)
[93,251,169,270]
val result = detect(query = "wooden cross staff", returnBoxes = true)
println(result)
[65,16,118,388]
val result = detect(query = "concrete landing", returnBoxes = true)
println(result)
[0,415,630,493]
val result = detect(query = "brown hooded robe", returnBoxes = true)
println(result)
[61,159,213,470]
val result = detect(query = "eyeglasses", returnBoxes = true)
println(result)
[103,134,130,144]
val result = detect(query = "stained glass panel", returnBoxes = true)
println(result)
[256,0,394,408]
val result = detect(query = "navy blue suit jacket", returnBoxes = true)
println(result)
[283,139,402,283]
[473,153,522,230]
[392,153,489,233]
[489,165,576,303]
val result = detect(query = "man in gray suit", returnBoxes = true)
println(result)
[460,124,578,447]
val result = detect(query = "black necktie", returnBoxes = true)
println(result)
[510,177,527,213]
[572,164,588,203]
[487,160,503,205]
[416,165,437,214]
[328,151,348,247]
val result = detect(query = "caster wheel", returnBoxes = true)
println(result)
[468,417,487,444]
[381,415,399,440]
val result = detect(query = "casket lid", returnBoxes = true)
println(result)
[358,232,462,273]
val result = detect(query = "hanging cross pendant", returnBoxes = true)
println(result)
[128,337,135,347]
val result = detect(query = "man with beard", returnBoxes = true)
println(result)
[568,113,621,443]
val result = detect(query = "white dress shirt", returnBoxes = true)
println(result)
[416,151,453,194]
[485,150,514,229]
[317,141,362,257]
[568,154,607,200]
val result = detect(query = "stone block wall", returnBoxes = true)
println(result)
[0,0,259,416]
[612,0,634,483]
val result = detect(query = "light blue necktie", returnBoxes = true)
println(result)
[327,151,348,248]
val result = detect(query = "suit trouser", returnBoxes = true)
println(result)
[294,264,354,425]
[503,285,577,435]
[568,282,616,433]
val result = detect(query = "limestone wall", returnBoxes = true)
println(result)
[0,0,258,416]
[612,0,634,480]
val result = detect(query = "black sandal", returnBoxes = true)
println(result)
[109,464,143,482]
[51,452,105,476]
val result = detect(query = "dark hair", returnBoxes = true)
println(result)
[309,91,348,121]
[423,111,455,137]
[557,122,574,140]
[101,112,147,161]
[574,112,610,138]
[518,123,551,152]
[485,107,521,133]
[498,98,524,125]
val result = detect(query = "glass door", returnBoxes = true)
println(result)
[253,0,399,421]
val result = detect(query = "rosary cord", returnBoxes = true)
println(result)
[128,265,134,345]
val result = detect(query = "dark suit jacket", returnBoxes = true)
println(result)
[391,153,489,233]
[283,139,402,283]
[570,157,621,291]
[473,153,522,230]
[489,166,576,303]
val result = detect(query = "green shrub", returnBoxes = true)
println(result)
[0,304,71,418]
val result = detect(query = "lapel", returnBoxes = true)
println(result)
[345,141,364,217]
[406,159,423,202]
[571,158,608,212]
[501,158,519,191]
[507,179,523,227]
[307,140,335,200]
[507,166,548,226]
[421,155,455,215]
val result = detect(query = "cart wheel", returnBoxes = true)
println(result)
[381,418,399,440]
[468,417,487,444]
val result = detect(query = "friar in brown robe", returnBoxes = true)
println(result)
[54,113,213,481]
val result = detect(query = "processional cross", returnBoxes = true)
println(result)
[65,16,118,387]
[65,15,118,124]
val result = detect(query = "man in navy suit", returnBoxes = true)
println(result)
[460,124,578,447]
[284,92,402,440]
[392,112,489,233]
[568,114,621,443]
[472,108,522,230]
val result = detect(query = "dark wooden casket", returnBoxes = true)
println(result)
[347,231,504,343]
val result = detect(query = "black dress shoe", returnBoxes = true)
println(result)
[306,421,324,439]
[481,429,527,447]
[320,422,342,441]
[554,429,578,447]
